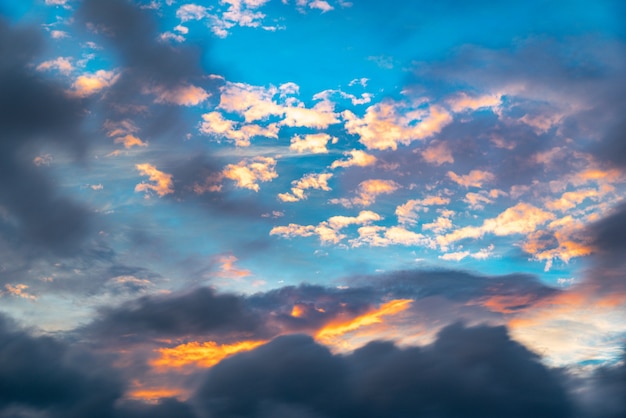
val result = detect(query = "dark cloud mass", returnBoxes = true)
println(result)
[195,324,573,418]
[86,287,262,341]
[0,18,93,254]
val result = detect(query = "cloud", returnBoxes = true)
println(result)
[176,4,209,21]
[343,100,452,150]
[278,172,333,202]
[289,133,336,154]
[396,195,450,225]
[222,156,278,191]
[36,56,74,75]
[0,18,94,254]
[447,92,502,113]
[145,83,209,106]
[200,111,279,146]
[218,81,339,129]
[421,140,454,165]
[70,70,119,97]
[135,163,174,197]
[331,179,400,207]
[447,169,495,188]
[330,149,377,169]
[2,283,37,300]
[194,323,573,418]
[270,210,382,244]
[85,286,261,340]
[438,203,555,248]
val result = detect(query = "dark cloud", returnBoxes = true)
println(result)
[584,201,626,291]
[85,287,263,343]
[76,0,222,141]
[194,323,574,418]
[0,18,95,255]
[0,313,121,418]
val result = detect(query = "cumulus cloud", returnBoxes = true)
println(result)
[289,133,336,154]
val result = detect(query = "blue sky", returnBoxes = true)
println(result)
[1,0,626,415]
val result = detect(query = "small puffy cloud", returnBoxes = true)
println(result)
[278,172,333,202]
[146,83,209,106]
[218,81,339,128]
[160,31,186,43]
[271,210,382,245]
[200,111,278,146]
[289,133,335,154]
[215,254,252,279]
[447,169,495,188]
[343,101,452,150]
[114,134,148,149]
[50,30,69,39]
[447,92,501,113]
[464,192,494,210]
[135,163,174,197]
[331,179,400,207]
[330,149,376,169]
[104,119,148,149]
[281,99,339,129]
[438,203,555,248]
[33,154,53,166]
[421,141,454,165]
[45,0,69,5]
[223,156,278,191]
[439,251,470,261]
[36,57,74,76]
[308,0,334,12]
[218,82,283,122]
[2,284,37,300]
[395,196,450,225]
[70,70,118,97]
[351,225,430,248]
[545,188,603,212]
[176,4,209,21]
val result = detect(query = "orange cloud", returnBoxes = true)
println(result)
[315,299,413,344]
[36,56,74,75]
[151,340,267,370]
[135,163,174,197]
[3,284,37,300]
[70,70,118,97]
[114,134,147,149]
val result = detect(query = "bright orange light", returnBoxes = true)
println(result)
[151,339,267,370]
[291,304,305,317]
[127,387,185,402]
[315,299,413,343]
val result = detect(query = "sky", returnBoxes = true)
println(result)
[0,0,625,416]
